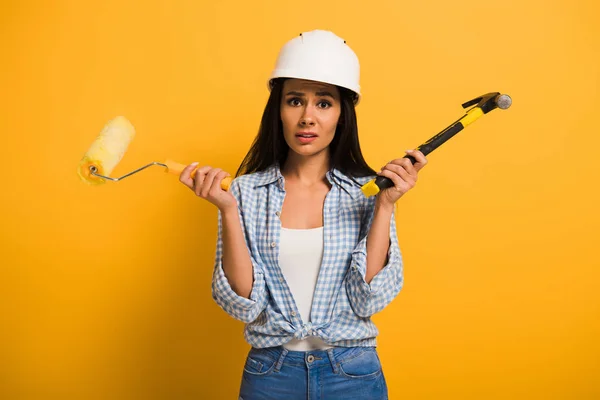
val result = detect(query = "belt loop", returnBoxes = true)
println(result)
[274,347,288,372]
[326,348,339,374]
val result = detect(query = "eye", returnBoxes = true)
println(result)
[287,97,303,107]
[317,100,332,109]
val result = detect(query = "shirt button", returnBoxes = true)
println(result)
[276,211,281,217]
[279,277,284,283]
[270,242,276,248]
[291,311,297,317]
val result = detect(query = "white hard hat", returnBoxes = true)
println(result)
[268,30,361,105]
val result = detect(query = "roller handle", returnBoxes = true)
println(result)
[164,159,232,190]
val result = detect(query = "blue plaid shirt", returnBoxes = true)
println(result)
[212,164,403,348]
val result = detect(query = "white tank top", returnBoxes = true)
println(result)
[279,226,332,351]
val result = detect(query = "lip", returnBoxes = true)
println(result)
[295,132,318,144]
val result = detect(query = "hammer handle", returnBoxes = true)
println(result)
[374,119,465,190]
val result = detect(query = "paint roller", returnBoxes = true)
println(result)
[360,92,512,197]
[77,116,232,188]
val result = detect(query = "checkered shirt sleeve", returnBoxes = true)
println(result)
[345,199,404,317]
[211,178,268,323]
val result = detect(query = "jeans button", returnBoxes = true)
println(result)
[307,355,315,363]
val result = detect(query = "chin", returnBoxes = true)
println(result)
[290,146,327,158]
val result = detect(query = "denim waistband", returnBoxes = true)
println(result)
[249,345,376,373]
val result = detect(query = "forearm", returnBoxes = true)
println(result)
[221,206,254,298]
[365,199,395,283]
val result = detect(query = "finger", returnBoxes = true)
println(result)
[378,169,409,191]
[405,149,428,171]
[209,171,231,195]
[389,157,416,173]
[383,157,415,178]
[179,162,199,188]
[193,166,212,196]
[391,157,419,180]
[383,162,416,185]
[201,168,222,198]
[400,157,418,177]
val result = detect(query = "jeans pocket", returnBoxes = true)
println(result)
[338,348,382,379]
[243,348,278,376]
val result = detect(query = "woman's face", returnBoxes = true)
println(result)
[280,79,341,159]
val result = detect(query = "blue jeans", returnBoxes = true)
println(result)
[239,346,388,400]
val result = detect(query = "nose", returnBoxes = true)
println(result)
[299,107,315,127]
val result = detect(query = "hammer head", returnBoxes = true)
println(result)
[462,92,512,113]
[496,94,512,110]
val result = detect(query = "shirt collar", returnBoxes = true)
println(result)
[253,163,284,188]
[252,163,371,200]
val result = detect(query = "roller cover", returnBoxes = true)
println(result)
[78,116,136,185]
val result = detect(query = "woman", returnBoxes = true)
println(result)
[179,30,427,399]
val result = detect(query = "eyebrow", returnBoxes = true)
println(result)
[285,90,336,99]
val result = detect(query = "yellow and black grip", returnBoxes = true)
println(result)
[361,92,511,197]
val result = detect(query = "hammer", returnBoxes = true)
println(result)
[361,92,512,197]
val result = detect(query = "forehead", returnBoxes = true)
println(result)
[283,79,339,96]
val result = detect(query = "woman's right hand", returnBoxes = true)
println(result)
[179,163,237,212]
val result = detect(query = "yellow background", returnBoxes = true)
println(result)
[1,0,599,398]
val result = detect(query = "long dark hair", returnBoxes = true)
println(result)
[235,78,376,180]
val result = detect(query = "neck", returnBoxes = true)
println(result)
[282,150,330,187]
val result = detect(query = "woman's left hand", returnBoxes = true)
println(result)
[377,149,428,207]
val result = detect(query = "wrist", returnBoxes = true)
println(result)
[375,197,395,214]
[220,203,238,216]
